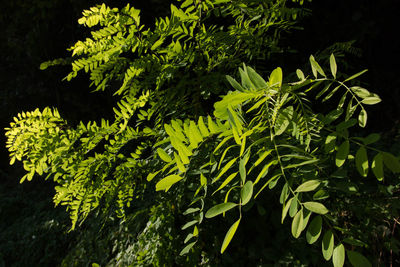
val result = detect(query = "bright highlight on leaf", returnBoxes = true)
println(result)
[333,243,345,267]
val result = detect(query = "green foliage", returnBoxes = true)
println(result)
[4,0,400,265]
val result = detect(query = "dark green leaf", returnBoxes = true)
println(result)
[355,147,368,177]
[336,141,349,167]
[322,230,334,260]
[347,251,371,267]
[372,153,384,181]
[306,215,322,244]
[383,152,400,173]
[180,241,197,256]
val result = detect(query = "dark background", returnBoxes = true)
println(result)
[1,0,399,265]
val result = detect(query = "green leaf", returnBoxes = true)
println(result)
[372,153,384,181]
[275,106,294,136]
[350,86,371,98]
[226,75,245,92]
[156,174,184,191]
[213,157,237,183]
[306,215,322,244]
[180,241,197,256]
[322,230,334,260]
[282,197,293,223]
[241,181,253,205]
[344,69,368,82]
[184,233,194,244]
[383,152,400,173]
[246,66,268,89]
[333,243,345,267]
[295,180,321,192]
[363,133,380,145]
[205,202,237,218]
[157,148,172,162]
[336,141,349,167]
[183,208,201,215]
[309,55,326,78]
[358,109,367,127]
[324,109,343,125]
[254,160,277,184]
[221,218,241,253]
[181,220,198,230]
[289,195,299,217]
[330,54,337,78]
[322,85,341,102]
[291,209,304,238]
[303,201,329,214]
[347,251,372,267]
[214,172,238,193]
[296,69,305,80]
[151,38,164,50]
[355,147,368,177]
[198,116,210,137]
[147,170,161,181]
[336,118,357,131]
[254,150,273,166]
[239,158,246,183]
[325,133,337,153]
[361,96,381,105]
[269,67,283,87]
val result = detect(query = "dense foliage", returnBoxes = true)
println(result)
[4,0,400,266]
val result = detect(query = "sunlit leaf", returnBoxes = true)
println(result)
[295,180,321,192]
[241,181,253,205]
[156,174,184,191]
[291,209,304,238]
[333,243,345,267]
[303,201,328,214]
[205,202,237,218]
[221,218,241,253]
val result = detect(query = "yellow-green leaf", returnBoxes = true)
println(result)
[303,201,329,214]
[221,218,241,253]
[295,180,321,192]
[291,209,304,238]
[330,54,337,78]
[157,148,172,162]
[333,243,345,267]
[205,202,237,218]
[240,181,253,205]
[156,174,184,191]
